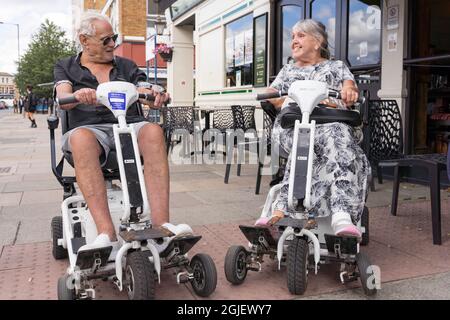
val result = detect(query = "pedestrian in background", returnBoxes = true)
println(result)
[13,98,18,113]
[24,85,38,128]
[19,96,24,115]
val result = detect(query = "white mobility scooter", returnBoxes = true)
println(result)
[224,80,378,296]
[49,81,217,300]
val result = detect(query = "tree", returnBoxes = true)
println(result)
[15,19,76,98]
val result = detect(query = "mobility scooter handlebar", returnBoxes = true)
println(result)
[57,93,156,106]
[256,90,365,104]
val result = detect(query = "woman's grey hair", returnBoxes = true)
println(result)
[76,11,111,47]
[293,19,330,59]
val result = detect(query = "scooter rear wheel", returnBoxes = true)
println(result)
[51,216,68,260]
[360,206,369,246]
[287,237,309,295]
[190,253,217,297]
[224,245,248,285]
[125,251,156,300]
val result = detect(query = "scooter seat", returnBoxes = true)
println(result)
[279,104,362,129]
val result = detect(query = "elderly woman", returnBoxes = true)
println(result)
[257,19,371,240]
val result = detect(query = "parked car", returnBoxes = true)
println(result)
[0,95,14,109]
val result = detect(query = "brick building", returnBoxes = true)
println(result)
[0,72,16,96]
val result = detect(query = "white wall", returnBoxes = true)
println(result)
[379,0,408,106]
[196,27,224,92]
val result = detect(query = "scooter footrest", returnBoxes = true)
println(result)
[119,228,174,242]
[239,225,278,247]
[324,234,357,255]
[159,235,201,258]
[76,246,112,270]
[275,217,304,229]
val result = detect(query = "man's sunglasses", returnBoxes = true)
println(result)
[86,34,119,46]
[100,34,119,46]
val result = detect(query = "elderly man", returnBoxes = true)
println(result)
[54,12,188,251]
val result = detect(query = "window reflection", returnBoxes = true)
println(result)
[282,5,303,66]
[348,0,381,66]
[225,14,254,87]
[311,0,336,58]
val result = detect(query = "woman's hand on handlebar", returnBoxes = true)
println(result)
[340,81,359,107]
[73,88,97,105]
[137,87,170,109]
[265,87,285,110]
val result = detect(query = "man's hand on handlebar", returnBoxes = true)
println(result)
[73,88,98,105]
[137,87,170,109]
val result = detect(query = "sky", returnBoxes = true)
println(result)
[0,0,73,75]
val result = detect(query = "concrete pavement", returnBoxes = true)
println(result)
[0,108,449,300]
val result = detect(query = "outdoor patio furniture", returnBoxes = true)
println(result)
[223,106,259,185]
[161,106,197,155]
[367,100,403,187]
[255,101,288,195]
[368,99,449,245]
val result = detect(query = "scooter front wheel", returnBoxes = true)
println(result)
[287,237,309,295]
[224,245,249,285]
[57,274,76,300]
[356,252,378,296]
[190,253,217,297]
[125,251,156,300]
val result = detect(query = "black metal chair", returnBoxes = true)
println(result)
[222,106,259,185]
[368,99,448,245]
[161,106,197,155]
[367,100,404,188]
[254,101,289,194]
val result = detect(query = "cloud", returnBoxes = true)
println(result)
[347,9,381,65]
[0,0,72,74]
[314,6,332,20]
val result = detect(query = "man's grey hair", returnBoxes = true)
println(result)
[76,11,111,46]
[292,19,330,59]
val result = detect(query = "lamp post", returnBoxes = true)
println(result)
[154,16,166,85]
[153,0,165,84]
[0,22,20,70]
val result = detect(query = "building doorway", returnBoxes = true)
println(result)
[406,0,450,155]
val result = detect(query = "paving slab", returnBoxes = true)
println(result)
[0,192,23,207]
[20,190,63,205]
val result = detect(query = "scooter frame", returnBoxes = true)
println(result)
[51,82,217,299]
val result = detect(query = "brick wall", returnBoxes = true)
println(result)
[120,0,146,38]
[83,0,109,11]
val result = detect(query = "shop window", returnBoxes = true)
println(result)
[311,0,336,59]
[347,0,381,66]
[281,5,303,66]
[225,13,253,87]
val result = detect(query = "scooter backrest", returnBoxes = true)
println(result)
[279,104,362,129]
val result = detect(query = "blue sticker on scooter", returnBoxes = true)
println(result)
[108,92,126,110]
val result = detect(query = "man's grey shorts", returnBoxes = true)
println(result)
[62,121,150,167]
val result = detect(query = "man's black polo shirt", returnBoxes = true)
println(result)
[54,52,147,130]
